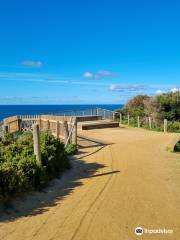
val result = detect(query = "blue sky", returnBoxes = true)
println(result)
[0,0,180,104]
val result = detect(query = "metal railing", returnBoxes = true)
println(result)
[61,108,98,117]
[96,108,120,121]
[1,108,180,135]
[19,115,40,120]
[18,109,98,119]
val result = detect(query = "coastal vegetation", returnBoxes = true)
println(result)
[0,131,75,205]
[174,141,180,152]
[118,91,180,133]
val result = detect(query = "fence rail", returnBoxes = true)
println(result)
[0,108,180,137]
[96,108,180,133]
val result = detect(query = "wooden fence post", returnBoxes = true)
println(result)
[164,119,168,133]
[72,117,77,145]
[127,114,130,125]
[63,120,69,143]
[145,117,148,125]
[3,124,9,133]
[149,117,152,129]
[56,121,60,138]
[119,113,122,124]
[38,118,42,130]
[137,116,140,128]
[103,110,106,119]
[18,118,22,131]
[33,124,41,165]
[47,120,50,131]
[113,112,116,121]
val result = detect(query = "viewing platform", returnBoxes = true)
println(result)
[80,120,119,130]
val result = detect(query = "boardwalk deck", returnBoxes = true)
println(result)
[81,121,119,130]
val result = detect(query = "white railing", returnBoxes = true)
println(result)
[96,108,121,121]
[19,115,40,120]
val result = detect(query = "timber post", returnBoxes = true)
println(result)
[56,121,60,138]
[18,118,22,131]
[164,119,168,133]
[145,116,148,125]
[38,118,42,130]
[113,112,116,121]
[127,114,130,125]
[3,124,9,133]
[119,113,122,124]
[137,116,140,128]
[63,120,69,144]
[72,117,77,145]
[47,120,50,131]
[33,124,41,165]
[149,117,152,129]
[103,110,106,119]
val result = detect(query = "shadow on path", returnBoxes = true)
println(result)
[76,135,114,160]
[85,170,120,178]
[0,136,114,223]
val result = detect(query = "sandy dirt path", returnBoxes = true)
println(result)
[0,127,180,240]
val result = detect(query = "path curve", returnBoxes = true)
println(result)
[0,127,180,240]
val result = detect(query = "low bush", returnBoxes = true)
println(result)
[40,132,67,178]
[168,121,180,133]
[174,141,180,152]
[0,131,72,203]
[65,144,77,156]
[117,92,180,132]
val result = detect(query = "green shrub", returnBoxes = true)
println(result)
[168,121,180,133]
[0,131,72,203]
[174,141,180,152]
[0,159,46,200]
[2,132,14,146]
[122,95,150,118]
[40,132,67,177]
[117,92,180,133]
[65,144,77,156]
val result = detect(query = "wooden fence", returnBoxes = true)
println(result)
[1,115,76,142]
[96,108,180,133]
[1,108,179,139]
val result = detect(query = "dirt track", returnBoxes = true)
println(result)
[0,127,180,240]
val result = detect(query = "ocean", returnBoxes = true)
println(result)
[0,104,123,121]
